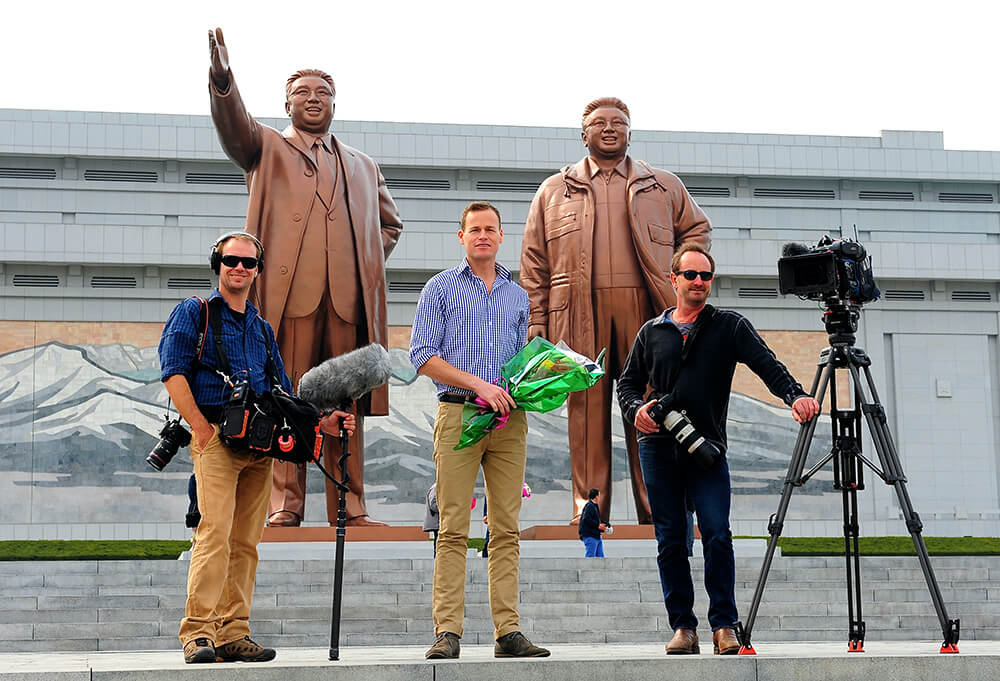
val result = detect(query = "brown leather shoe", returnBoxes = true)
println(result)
[713,627,740,655]
[425,632,460,659]
[266,511,301,527]
[666,628,700,655]
[345,514,388,527]
[494,631,550,658]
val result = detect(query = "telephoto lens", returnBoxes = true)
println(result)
[662,410,721,469]
[146,418,192,471]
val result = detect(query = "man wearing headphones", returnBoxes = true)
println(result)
[159,232,354,664]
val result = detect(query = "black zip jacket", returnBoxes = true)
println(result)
[617,304,808,451]
[579,500,602,539]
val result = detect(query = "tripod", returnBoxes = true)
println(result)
[734,305,960,655]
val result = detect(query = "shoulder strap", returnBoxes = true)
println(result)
[257,317,284,391]
[193,297,209,362]
[205,297,232,377]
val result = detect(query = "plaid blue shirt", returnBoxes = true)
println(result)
[410,259,529,397]
[159,289,292,408]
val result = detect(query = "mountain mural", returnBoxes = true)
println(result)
[0,342,832,526]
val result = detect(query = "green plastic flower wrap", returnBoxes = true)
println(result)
[455,337,606,450]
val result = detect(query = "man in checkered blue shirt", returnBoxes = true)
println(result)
[410,202,549,660]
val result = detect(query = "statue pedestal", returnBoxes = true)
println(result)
[261,525,427,542]
[520,525,654,540]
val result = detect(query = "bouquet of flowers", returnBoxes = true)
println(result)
[455,336,605,449]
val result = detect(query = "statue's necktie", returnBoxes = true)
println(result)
[313,139,334,206]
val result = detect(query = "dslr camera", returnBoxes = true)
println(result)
[146,416,192,471]
[777,235,880,306]
[647,396,721,469]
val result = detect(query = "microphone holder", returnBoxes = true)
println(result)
[303,411,353,662]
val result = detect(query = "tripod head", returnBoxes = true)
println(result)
[822,298,860,347]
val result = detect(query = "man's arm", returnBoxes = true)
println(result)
[735,317,820,423]
[375,166,403,259]
[164,375,215,450]
[417,356,516,415]
[207,28,263,171]
[616,325,654,428]
[520,189,551,340]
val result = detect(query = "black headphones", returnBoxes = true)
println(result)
[210,231,265,274]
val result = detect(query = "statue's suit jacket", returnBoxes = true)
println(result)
[209,70,402,414]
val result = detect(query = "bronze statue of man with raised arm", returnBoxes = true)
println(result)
[207,28,403,527]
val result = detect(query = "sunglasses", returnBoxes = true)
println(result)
[675,270,714,281]
[220,255,260,270]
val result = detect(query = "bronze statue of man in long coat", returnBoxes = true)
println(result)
[207,28,403,526]
[521,97,711,524]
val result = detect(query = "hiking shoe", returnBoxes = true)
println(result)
[215,636,276,662]
[425,632,460,659]
[183,637,216,664]
[495,631,550,658]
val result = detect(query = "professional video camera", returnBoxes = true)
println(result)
[778,235,880,307]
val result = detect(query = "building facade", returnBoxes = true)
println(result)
[1,108,998,539]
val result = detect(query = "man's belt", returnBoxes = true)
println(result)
[439,392,473,404]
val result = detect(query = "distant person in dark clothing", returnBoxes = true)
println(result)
[579,488,608,557]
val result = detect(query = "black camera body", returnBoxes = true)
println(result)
[778,235,880,306]
[647,396,722,470]
[146,417,192,471]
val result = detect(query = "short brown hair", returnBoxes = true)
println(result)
[286,69,335,101]
[460,201,502,230]
[582,97,630,128]
[671,243,714,274]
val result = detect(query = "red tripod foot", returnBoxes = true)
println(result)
[847,640,864,653]
[738,644,756,655]
[940,642,959,654]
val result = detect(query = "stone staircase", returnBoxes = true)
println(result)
[1,555,997,652]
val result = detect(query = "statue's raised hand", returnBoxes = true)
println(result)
[208,28,230,90]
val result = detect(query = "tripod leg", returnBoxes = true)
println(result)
[736,360,832,654]
[849,361,960,653]
[832,400,866,652]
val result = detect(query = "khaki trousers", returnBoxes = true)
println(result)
[432,402,527,639]
[179,426,272,646]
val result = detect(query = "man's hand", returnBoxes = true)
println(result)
[208,28,230,91]
[473,378,517,416]
[527,324,546,341]
[320,410,356,436]
[192,423,216,450]
[634,399,660,434]
[792,396,821,423]
[599,522,608,532]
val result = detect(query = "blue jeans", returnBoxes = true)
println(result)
[638,438,737,632]
[582,536,604,557]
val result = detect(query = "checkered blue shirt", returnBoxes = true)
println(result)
[410,260,529,397]
[159,289,292,408]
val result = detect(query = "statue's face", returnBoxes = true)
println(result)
[581,106,630,159]
[285,76,335,134]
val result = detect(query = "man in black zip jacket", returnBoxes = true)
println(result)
[617,243,820,656]
[578,488,607,557]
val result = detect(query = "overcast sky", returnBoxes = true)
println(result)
[5,0,1000,150]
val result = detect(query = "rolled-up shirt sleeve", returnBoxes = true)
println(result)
[159,298,200,383]
[409,279,446,371]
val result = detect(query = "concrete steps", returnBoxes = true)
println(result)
[0,555,996,651]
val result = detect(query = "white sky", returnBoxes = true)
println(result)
[5,0,1000,150]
